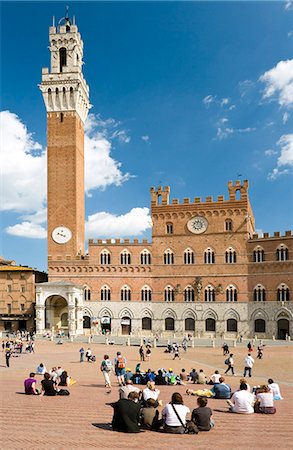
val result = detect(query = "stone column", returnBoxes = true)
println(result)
[36,305,45,334]
[68,305,76,336]
[76,306,84,335]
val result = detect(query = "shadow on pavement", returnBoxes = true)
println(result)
[92,423,112,431]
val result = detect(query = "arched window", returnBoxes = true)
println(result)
[61,313,68,327]
[165,317,175,331]
[225,219,233,231]
[225,247,237,264]
[140,249,151,265]
[276,245,288,261]
[205,318,216,332]
[164,286,174,302]
[121,285,131,301]
[166,223,173,234]
[84,287,91,301]
[101,285,111,301]
[184,286,195,302]
[253,285,266,302]
[184,248,194,264]
[100,249,111,265]
[226,285,237,302]
[59,47,67,72]
[277,284,290,301]
[205,285,215,302]
[142,317,152,330]
[120,249,131,265]
[141,285,152,302]
[83,316,91,329]
[227,318,237,332]
[254,319,266,333]
[185,318,195,331]
[253,247,264,262]
[204,248,215,264]
[164,249,174,265]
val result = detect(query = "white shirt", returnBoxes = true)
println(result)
[268,383,282,399]
[143,387,160,402]
[244,355,254,368]
[256,392,274,407]
[231,390,255,414]
[162,403,190,426]
[211,373,221,384]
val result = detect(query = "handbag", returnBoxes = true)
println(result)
[171,403,198,434]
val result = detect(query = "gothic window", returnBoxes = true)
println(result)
[142,317,152,330]
[101,285,111,301]
[164,249,174,265]
[121,285,131,301]
[185,318,195,331]
[84,287,91,301]
[204,248,215,264]
[164,286,174,302]
[277,284,290,301]
[255,319,266,333]
[166,223,173,234]
[165,317,175,331]
[61,313,68,327]
[141,285,152,302]
[227,319,238,332]
[83,316,91,329]
[225,247,237,264]
[205,318,216,332]
[253,285,266,302]
[253,247,265,262]
[184,248,194,264]
[226,285,237,302]
[20,303,25,311]
[184,286,195,302]
[59,47,67,72]
[140,249,151,265]
[225,219,233,231]
[120,249,131,265]
[276,245,288,261]
[205,285,215,302]
[100,249,111,265]
[7,303,12,314]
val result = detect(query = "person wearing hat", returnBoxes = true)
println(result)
[124,368,134,382]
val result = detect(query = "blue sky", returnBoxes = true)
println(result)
[1,1,293,271]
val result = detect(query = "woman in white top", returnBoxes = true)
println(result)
[143,381,160,403]
[210,370,221,384]
[254,385,276,414]
[162,392,190,434]
[268,378,283,400]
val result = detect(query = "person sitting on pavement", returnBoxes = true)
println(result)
[124,368,134,383]
[268,379,283,400]
[140,398,161,430]
[143,381,162,406]
[179,368,188,384]
[162,392,190,434]
[145,368,156,382]
[254,385,276,414]
[189,368,199,383]
[154,369,167,385]
[119,380,141,400]
[186,388,214,398]
[24,372,40,395]
[197,369,208,384]
[191,397,214,431]
[58,370,76,387]
[36,363,47,375]
[227,383,255,414]
[111,391,141,433]
[209,370,221,385]
[211,377,231,399]
[239,378,251,392]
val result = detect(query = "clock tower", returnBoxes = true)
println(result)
[39,13,90,263]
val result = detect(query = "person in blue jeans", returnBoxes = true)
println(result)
[79,347,85,362]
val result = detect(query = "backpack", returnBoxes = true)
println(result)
[117,356,125,369]
[224,358,230,365]
[103,359,112,371]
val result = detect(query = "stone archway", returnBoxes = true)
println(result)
[45,295,68,334]
[278,319,289,340]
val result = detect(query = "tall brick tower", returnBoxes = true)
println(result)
[39,13,90,263]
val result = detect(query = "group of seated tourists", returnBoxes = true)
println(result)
[24,364,76,396]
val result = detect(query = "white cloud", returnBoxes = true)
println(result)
[203,95,216,107]
[6,221,47,239]
[285,1,293,10]
[85,207,152,238]
[264,149,277,156]
[110,129,131,144]
[260,59,293,108]
[283,112,290,124]
[220,98,229,106]
[268,134,293,179]
[216,124,256,140]
[288,31,293,37]
[238,80,255,98]
[141,135,150,142]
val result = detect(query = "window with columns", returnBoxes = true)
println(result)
[166,223,173,234]
[101,285,111,301]
[84,287,91,301]
[225,247,237,264]
[164,286,174,302]
[205,285,215,302]
[253,285,266,301]
[184,248,194,264]
[141,285,152,301]
[253,247,264,262]
[164,249,174,265]
[276,245,289,261]
[120,249,131,265]
[121,285,131,301]
[140,249,151,265]
[225,219,233,231]
[100,249,111,265]
[204,248,215,264]
[226,285,237,302]
[184,286,195,302]
[277,284,290,301]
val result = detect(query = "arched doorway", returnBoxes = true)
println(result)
[227,318,238,332]
[45,295,68,333]
[83,316,91,329]
[185,318,195,332]
[121,316,131,335]
[277,319,289,340]
[165,317,175,331]
[101,316,111,334]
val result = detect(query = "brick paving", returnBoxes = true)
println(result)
[1,341,293,450]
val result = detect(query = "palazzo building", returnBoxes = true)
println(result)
[36,14,293,339]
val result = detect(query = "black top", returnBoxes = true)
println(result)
[154,374,166,385]
[191,406,212,431]
[41,379,57,396]
[112,399,141,433]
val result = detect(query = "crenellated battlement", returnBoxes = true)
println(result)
[88,238,151,246]
[250,230,292,240]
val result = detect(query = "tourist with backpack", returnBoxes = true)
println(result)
[100,354,113,389]
[114,351,127,386]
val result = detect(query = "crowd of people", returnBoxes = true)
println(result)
[2,331,36,367]
[24,363,76,396]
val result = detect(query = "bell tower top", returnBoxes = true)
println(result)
[39,10,90,123]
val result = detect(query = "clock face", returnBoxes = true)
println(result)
[187,216,208,234]
[52,226,72,244]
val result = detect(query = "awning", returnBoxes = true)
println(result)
[101,317,111,324]
[121,318,131,325]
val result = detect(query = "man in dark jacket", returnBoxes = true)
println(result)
[111,391,141,433]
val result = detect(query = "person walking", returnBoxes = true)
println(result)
[224,353,235,376]
[114,351,127,386]
[5,348,12,367]
[100,354,113,390]
[139,345,145,361]
[243,353,254,378]
[79,347,85,362]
